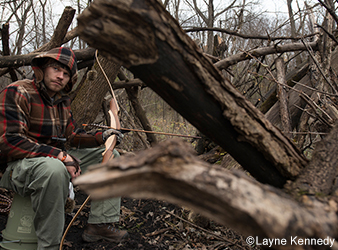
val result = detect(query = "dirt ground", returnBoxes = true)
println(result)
[0,188,258,250]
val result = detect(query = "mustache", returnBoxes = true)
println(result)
[52,79,63,85]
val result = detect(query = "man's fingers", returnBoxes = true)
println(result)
[66,165,81,181]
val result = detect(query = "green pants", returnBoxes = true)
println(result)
[0,147,121,250]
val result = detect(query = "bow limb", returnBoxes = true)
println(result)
[94,50,121,163]
[102,97,120,163]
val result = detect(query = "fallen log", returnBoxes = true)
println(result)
[74,139,338,249]
[0,47,96,69]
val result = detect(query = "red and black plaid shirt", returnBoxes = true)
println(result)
[0,79,77,167]
[0,47,103,170]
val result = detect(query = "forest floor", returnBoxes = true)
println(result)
[0,188,259,250]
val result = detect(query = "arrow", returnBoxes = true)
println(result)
[82,123,201,139]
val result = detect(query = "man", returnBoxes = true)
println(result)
[0,47,128,249]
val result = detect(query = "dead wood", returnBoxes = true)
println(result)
[185,26,319,42]
[259,60,310,114]
[266,47,338,131]
[285,120,338,197]
[71,53,120,125]
[77,0,307,187]
[275,58,292,138]
[1,23,17,82]
[113,78,145,89]
[35,6,76,52]
[214,41,318,70]
[0,47,96,69]
[118,70,158,145]
[198,145,226,164]
[73,138,338,248]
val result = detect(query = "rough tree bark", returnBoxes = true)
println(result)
[77,0,307,188]
[74,136,338,249]
[275,58,292,138]
[72,1,338,248]
[71,53,121,125]
[118,70,158,145]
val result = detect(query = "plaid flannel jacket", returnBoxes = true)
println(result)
[0,79,75,166]
[0,47,103,171]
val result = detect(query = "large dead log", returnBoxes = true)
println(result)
[77,0,307,187]
[0,48,96,69]
[73,138,338,249]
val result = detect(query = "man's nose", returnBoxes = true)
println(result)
[56,71,65,79]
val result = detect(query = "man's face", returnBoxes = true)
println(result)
[43,65,71,97]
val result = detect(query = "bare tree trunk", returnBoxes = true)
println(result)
[71,54,121,126]
[1,23,17,82]
[287,0,302,65]
[39,0,48,45]
[118,70,158,145]
[275,58,292,138]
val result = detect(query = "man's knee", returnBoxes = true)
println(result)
[34,157,69,182]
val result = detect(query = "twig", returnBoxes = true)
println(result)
[244,49,335,130]
[145,227,171,237]
[282,131,327,135]
[164,209,245,250]
[247,61,338,99]
[184,26,318,41]
[316,0,338,25]
[300,38,338,95]
[293,104,317,119]
[291,80,338,97]
[59,195,91,250]
[316,23,338,45]
[299,94,334,127]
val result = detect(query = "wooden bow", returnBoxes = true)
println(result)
[95,50,121,163]
[102,95,120,162]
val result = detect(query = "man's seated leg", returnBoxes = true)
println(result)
[67,147,129,243]
[0,157,70,250]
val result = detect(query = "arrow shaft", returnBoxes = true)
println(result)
[83,124,201,139]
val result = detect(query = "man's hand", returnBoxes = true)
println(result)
[102,129,124,144]
[57,151,82,181]
[66,165,81,181]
